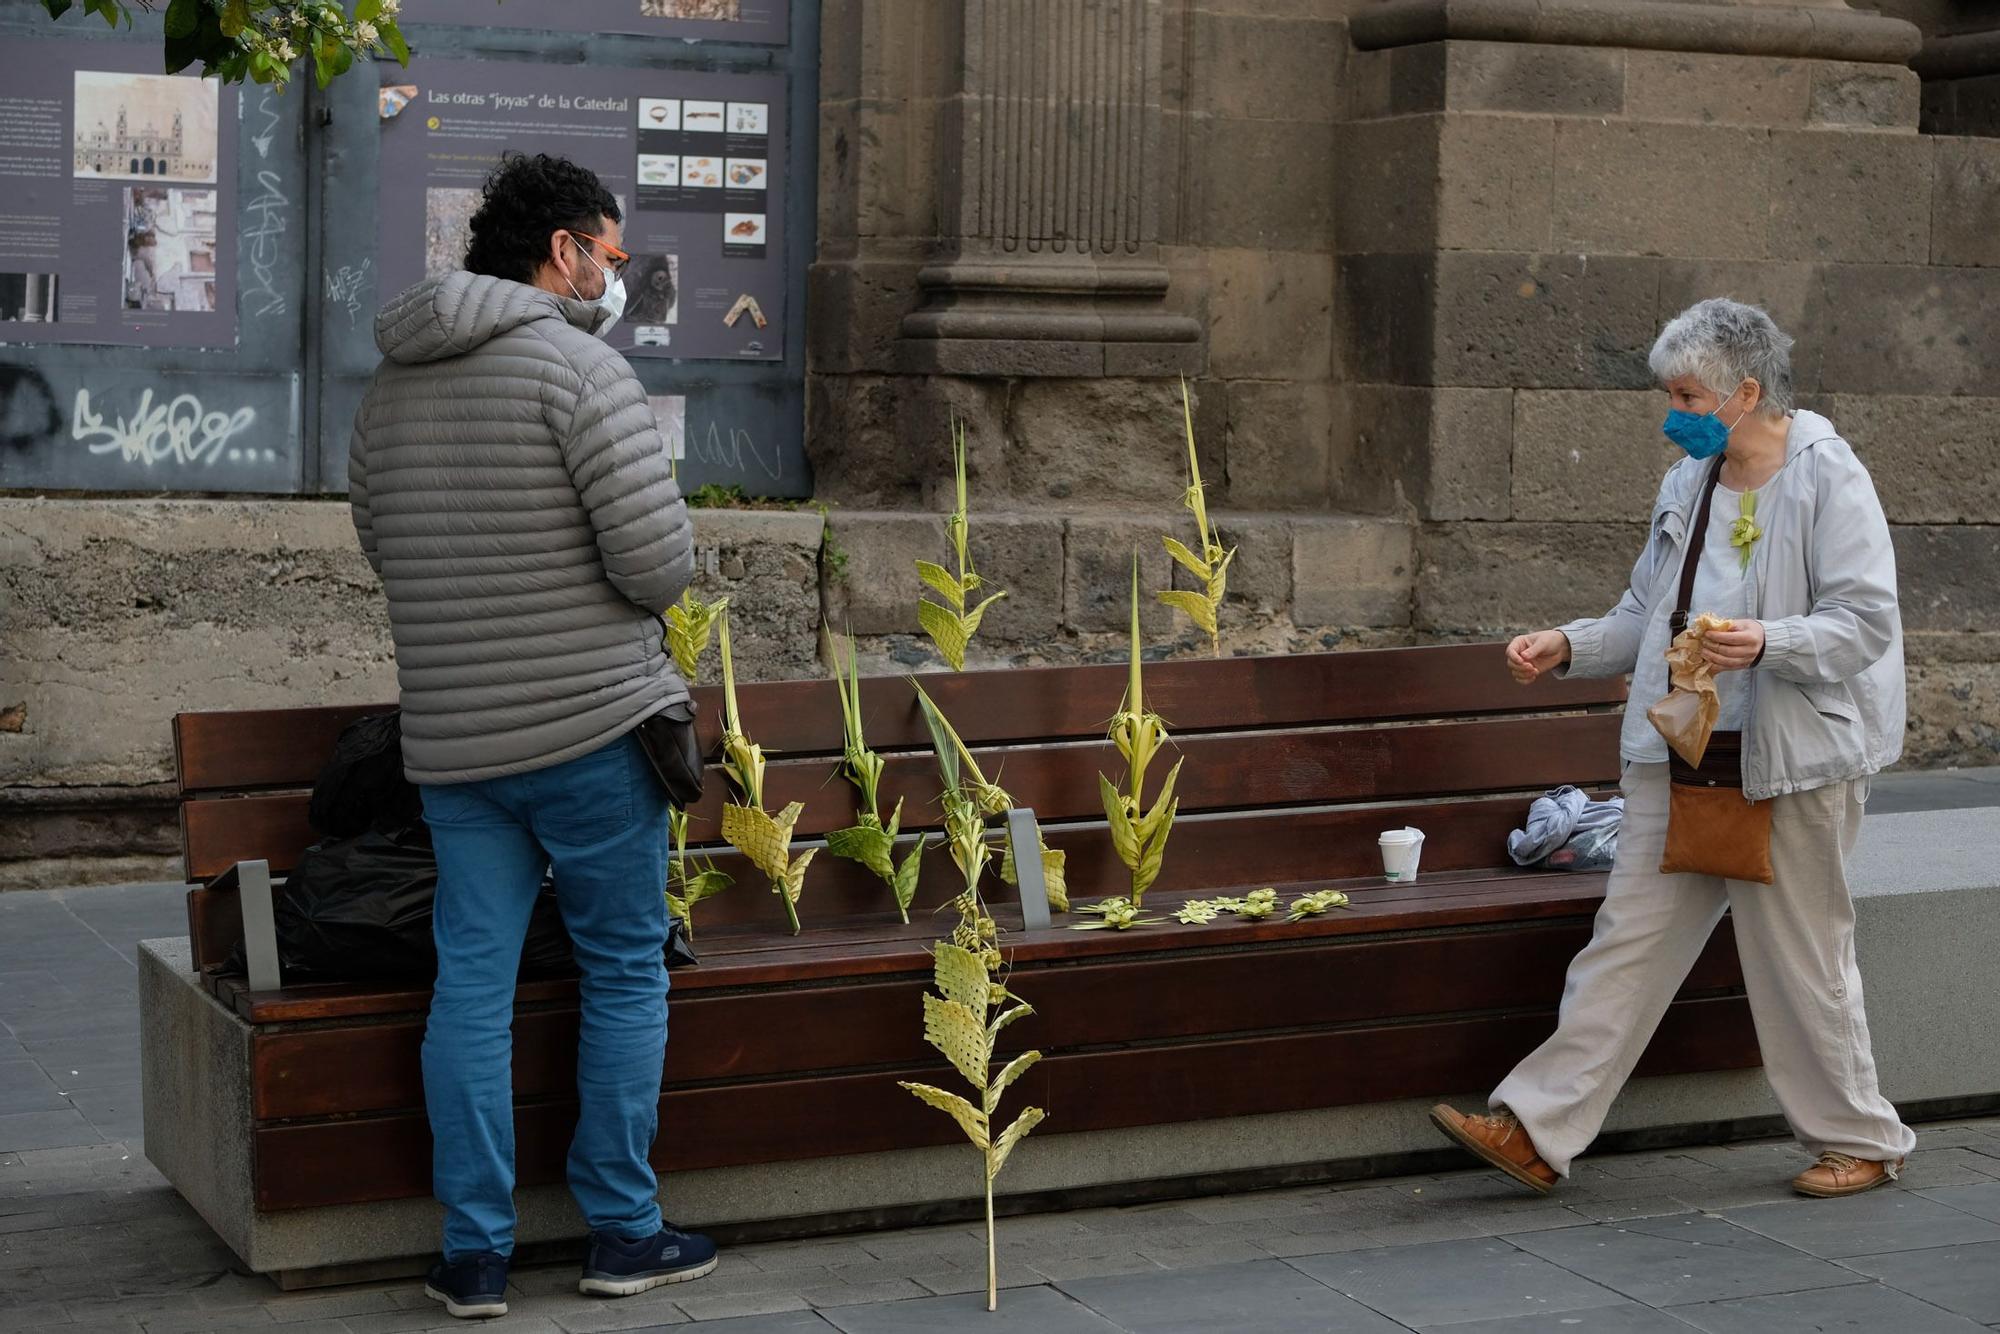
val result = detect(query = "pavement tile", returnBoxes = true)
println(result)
[670,1292,813,1322]
[645,1314,827,1333]
[0,1210,59,1237]
[1724,1193,2000,1259]
[260,1290,404,1323]
[1665,1278,1990,1331]
[1177,1188,1335,1224]
[1412,1300,1698,1332]
[819,1285,1121,1333]
[0,1299,91,1328]
[1024,1250,1164,1284]
[900,1266,1040,1298]
[1840,1240,2000,1323]
[63,1291,204,1324]
[0,1109,105,1153]
[0,1062,69,1116]
[796,1280,928,1309]
[1289,1236,1627,1328]
[135,1307,280,1332]
[1903,1151,2000,1190]
[1508,1215,1869,1307]
[1924,1183,2000,1226]
[1130,1239,1274,1270]
[1250,1227,1390,1260]
[1062,1257,1407,1333]
[22,1037,141,1090]
[742,1243,883,1274]
[549,1295,694,1332]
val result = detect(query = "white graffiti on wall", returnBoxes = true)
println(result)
[243,169,290,318]
[326,259,372,329]
[249,89,281,160]
[71,387,268,468]
[690,420,785,482]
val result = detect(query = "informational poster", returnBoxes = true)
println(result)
[0,38,237,349]
[407,0,788,45]
[376,58,786,362]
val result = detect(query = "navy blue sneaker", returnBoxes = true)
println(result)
[578,1223,720,1296]
[424,1250,509,1319]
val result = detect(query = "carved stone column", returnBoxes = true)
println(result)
[897,0,1201,377]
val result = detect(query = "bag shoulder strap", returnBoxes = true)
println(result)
[1671,458,1727,635]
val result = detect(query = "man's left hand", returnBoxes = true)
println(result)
[1702,619,1766,673]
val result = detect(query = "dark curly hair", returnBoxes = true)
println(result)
[463,152,621,284]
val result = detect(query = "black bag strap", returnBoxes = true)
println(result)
[1670,458,1728,637]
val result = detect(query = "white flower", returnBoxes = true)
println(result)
[379,0,400,15]
[353,20,379,44]
[274,39,296,62]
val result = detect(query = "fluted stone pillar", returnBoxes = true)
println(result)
[896,0,1201,377]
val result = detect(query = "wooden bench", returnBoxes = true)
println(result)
[152,643,1758,1281]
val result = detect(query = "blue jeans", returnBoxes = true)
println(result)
[419,733,670,1260]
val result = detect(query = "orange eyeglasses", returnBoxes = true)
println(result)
[566,229,631,276]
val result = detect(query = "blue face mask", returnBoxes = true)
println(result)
[1662,383,1748,460]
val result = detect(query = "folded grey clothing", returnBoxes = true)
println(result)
[1509,785,1625,866]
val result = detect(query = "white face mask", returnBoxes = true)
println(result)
[562,236,627,336]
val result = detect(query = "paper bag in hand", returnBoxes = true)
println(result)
[1646,612,1731,767]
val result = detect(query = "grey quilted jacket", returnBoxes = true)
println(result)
[348,272,694,785]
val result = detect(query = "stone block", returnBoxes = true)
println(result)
[1767,129,1933,265]
[1186,115,1336,251]
[1204,248,1336,382]
[1894,526,2000,634]
[1512,391,1681,523]
[1345,46,1397,120]
[1931,136,2000,268]
[1436,115,1555,253]
[1345,385,1513,522]
[1624,50,1811,125]
[1809,61,1921,129]
[1004,377,1204,507]
[1292,517,1414,628]
[1224,381,1335,511]
[1924,71,2000,138]
[807,251,926,376]
[1443,40,1626,115]
[1654,260,1818,344]
[1553,122,1770,260]
[1189,11,1344,124]
[688,510,826,683]
[1335,116,1439,256]
[1205,513,1294,615]
[1905,653,2000,769]
[1430,252,1662,390]
[1415,521,1649,635]
[1064,515,1176,635]
[1808,263,2000,396]
[1336,253,1435,385]
[818,512,947,638]
[1102,342,1208,379]
[1821,394,2000,524]
[964,513,1067,645]
[805,375,1008,509]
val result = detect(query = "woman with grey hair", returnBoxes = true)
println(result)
[1430,298,1915,1199]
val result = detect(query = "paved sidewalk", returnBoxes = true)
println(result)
[2,767,1997,1332]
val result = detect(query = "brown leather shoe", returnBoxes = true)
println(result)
[1429,1104,1558,1194]
[1792,1152,1904,1198]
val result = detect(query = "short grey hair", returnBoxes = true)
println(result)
[1648,298,1795,417]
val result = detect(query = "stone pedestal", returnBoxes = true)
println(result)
[895,0,1201,377]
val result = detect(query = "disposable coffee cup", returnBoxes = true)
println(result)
[1379,827,1425,883]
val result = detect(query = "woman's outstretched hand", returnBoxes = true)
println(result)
[1507,631,1571,685]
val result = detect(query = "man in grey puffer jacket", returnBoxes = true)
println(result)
[349,153,714,1319]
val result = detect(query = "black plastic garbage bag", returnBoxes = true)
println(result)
[309,711,425,839]
[231,827,696,982]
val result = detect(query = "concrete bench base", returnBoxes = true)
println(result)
[140,808,2000,1288]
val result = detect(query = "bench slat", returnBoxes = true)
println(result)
[247,922,1746,1121]
[695,644,1626,756]
[176,704,389,794]
[248,994,1757,1211]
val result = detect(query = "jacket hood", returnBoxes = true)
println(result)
[375,271,606,365]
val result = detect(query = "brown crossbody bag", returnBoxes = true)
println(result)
[1658,459,1774,884]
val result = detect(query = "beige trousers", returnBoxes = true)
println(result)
[1492,762,1916,1176]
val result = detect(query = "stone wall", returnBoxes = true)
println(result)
[0,502,824,889]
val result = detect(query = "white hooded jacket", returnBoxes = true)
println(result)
[1557,410,1905,801]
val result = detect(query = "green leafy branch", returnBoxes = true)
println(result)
[44,0,411,90]
[824,631,929,923]
[1099,554,1181,910]
[665,807,733,940]
[1157,378,1236,657]
[916,420,1006,671]
[911,681,1068,914]
[714,609,815,934]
